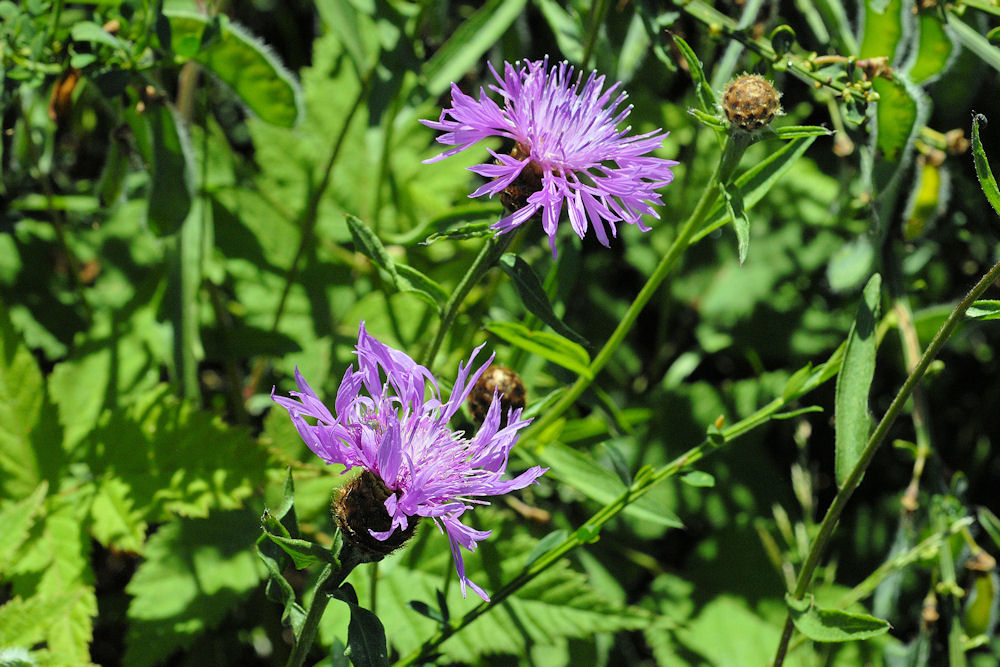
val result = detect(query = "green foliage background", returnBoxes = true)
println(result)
[2,0,1000,665]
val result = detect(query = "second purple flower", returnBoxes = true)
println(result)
[422,57,679,257]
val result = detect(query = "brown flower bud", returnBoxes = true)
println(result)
[721,74,782,132]
[333,471,418,561]
[467,365,526,427]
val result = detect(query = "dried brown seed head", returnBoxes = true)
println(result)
[721,74,782,132]
[467,365,527,427]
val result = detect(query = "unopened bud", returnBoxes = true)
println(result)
[333,471,418,561]
[468,365,526,427]
[722,74,782,132]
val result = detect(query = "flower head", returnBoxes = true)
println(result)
[272,323,547,601]
[422,57,678,257]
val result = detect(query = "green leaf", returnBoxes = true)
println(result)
[771,125,835,140]
[680,471,715,488]
[688,107,727,131]
[334,584,389,667]
[146,102,194,235]
[834,273,882,487]
[782,363,814,401]
[339,540,652,663]
[83,384,269,520]
[858,0,904,60]
[0,301,63,500]
[695,137,817,239]
[0,482,47,575]
[420,0,528,99]
[908,11,956,83]
[967,300,1000,321]
[673,35,717,114]
[498,254,590,348]
[722,183,750,264]
[71,20,130,52]
[539,442,683,529]
[948,10,1000,74]
[7,501,96,663]
[535,0,584,64]
[0,591,82,651]
[90,476,148,554]
[125,512,264,667]
[523,529,570,568]
[163,10,303,127]
[977,507,1000,551]
[347,215,443,309]
[971,114,1000,219]
[872,77,919,164]
[484,321,592,379]
[786,593,891,642]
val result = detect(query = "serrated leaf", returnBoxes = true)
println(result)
[146,102,194,235]
[8,502,96,663]
[834,273,882,487]
[339,541,651,663]
[498,254,590,348]
[786,593,891,642]
[972,115,1000,219]
[420,0,528,99]
[334,584,389,667]
[90,476,148,554]
[948,10,1000,74]
[163,10,303,127]
[83,384,269,520]
[673,35,716,114]
[695,137,817,239]
[0,591,82,650]
[0,301,64,500]
[484,321,592,379]
[539,442,682,529]
[0,482,47,574]
[125,511,264,667]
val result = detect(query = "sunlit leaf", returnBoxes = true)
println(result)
[786,594,891,642]
[834,273,882,487]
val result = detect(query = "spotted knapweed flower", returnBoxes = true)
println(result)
[421,57,678,257]
[272,323,547,601]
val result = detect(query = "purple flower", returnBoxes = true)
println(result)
[422,57,678,257]
[272,323,547,601]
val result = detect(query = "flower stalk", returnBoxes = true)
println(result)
[772,255,1000,666]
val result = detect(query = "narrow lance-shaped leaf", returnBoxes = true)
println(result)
[786,593,891,642]
[947,10,1000,75]
[907,11,956,84]
[498,254,590,348]
[971,114,1000,219]
[834,273,882,487]
[484,321,592,379]
[672,35,717,115]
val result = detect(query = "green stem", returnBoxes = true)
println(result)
[524,157,724,441]
[772,255,1000,667]
[397,330,857,667]
[420,229,517,370]
[286,547,363,667]
[581,0,612,69]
